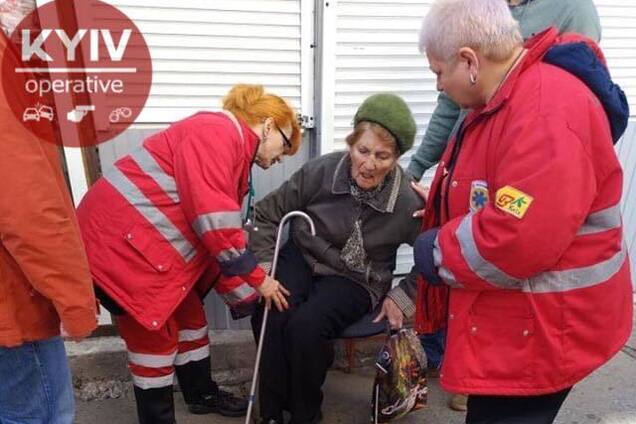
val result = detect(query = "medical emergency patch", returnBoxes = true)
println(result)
[469,180,489,212]
[495,185,533,219]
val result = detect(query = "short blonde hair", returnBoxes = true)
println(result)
[419,0,522,62]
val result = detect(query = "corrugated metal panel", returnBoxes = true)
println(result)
[102,0,303,123]
[326,0,433,274]
[595,0,636,117]
[616,122,636,290]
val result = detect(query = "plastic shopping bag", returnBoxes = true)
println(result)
[371,329,428,423]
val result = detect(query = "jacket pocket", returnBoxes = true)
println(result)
[466,294,535,381]
[124,223,173,273]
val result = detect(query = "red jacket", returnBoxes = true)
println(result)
[77,112,265,330]
[415,29,633,395]
[0,35,96,347]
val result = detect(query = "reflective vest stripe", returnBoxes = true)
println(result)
[192,211,243,238]
[130,147,179,203]
[178,326,209,342]
[218,282,256,305]
[104,166,196,262]
[454,212,626,293]
[128,350,177,368]
[577,204,622,236]
[174,344,210,366]
[131,373,175,389]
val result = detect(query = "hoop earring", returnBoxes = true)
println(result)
[469,73,477,85]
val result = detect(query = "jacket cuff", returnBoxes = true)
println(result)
[387,286,416,318]
[414,228,443,285]
[219,249,258,276]
[242,265,266,288]
[58,305,97,338]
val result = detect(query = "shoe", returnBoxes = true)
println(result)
[175,356,249,417]
[187,388,248,417]
[448,393,468,412]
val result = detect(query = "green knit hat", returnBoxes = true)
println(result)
[353,93,417,155]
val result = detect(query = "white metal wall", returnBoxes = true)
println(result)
[102,0,312,123]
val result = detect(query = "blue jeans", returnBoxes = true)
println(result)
[0,336,75,424]
[420,329,446,369]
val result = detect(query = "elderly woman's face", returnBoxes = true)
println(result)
[428,53,479,109]
[349,130,398,191]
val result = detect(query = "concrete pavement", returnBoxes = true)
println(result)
[76,345,636,424]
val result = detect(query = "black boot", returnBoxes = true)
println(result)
[133,385,176,424]
[175,356,248,417]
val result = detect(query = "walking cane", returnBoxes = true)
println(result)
[245,211,316,424]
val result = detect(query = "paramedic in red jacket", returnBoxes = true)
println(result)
[412,1,633,423]
[77,84,301,424]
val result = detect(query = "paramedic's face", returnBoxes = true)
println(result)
[349,130,398,191]
[428,53,478,109]
[255,119,292,169]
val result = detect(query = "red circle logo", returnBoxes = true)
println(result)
[1,0,152,147]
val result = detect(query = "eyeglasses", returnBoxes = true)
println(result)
[276,124,292,152]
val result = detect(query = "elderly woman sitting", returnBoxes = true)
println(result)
[249,93,423,424]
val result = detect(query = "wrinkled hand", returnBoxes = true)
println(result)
[257,275,290,312]
[373,297,404,330]
[60,324,92,343]
[411,181,430,218]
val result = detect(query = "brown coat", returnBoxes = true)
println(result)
[0,36,96,347]
[250,151,423,316]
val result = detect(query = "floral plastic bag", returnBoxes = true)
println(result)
[371,329,428,423]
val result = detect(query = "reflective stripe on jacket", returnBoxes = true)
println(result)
[77,112,264,330]
[418,29,633,395]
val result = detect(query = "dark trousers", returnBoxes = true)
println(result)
[252,241,371,423]
[466,387,571,424]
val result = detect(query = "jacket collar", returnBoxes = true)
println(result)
[331,152,402,213]
[465,27,558,126]
[240,120,261,165]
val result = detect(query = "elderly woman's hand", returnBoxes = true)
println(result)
[257,275,291,312]
[411,181,430,218]
[374,297,405,330]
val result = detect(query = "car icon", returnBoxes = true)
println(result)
[23,107,40,122]
[38,105,54,121]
